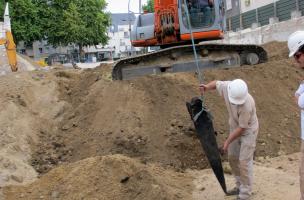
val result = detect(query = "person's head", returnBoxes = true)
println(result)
[227,79,248,105]
[288,31,304,68]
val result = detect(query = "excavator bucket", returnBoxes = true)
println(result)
[186,97,227,194]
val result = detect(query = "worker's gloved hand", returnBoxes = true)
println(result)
[218,146,225,156]
[199,84,208,95]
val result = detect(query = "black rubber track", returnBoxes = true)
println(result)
[112,43,267,80]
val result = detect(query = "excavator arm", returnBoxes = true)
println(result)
[0,30,18,72]
[0,2,18,72]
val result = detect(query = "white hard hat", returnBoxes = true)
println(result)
[288,31,304,57]
[227,79,248,105]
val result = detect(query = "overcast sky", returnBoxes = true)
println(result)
[106,0,148,14]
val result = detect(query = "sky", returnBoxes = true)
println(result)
[106,0,148,14]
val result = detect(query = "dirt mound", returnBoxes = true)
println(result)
[31,69,207,174]
[262,41,289,61]
[0,71,74,187]
[4,154,193,200]
[31,44,304,175]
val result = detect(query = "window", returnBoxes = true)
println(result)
[124,31,129,38]
[39,48,43,54]
[120,39,125,46]
[182,0,216,28]
[226,0,232,10]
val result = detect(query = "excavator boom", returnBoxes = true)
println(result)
[0,3,18,72]
[2,31,17,72]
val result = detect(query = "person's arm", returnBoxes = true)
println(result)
[222,127,245,152]
[199,80,217,95]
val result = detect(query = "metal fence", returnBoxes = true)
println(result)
[226,0,304,31]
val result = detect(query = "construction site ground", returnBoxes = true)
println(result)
[0,42,303,199]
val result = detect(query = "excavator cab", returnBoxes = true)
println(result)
[131,0,225,47]
[180,0,226,39]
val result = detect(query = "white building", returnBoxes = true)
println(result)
[225,0,280,17]
[105,13,142,59]
[240,0,279,13]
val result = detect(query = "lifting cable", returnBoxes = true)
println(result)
[182,0,206,108]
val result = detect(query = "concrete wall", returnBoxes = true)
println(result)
[218,15,304,45]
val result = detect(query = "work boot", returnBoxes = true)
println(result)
[226,187,240,196]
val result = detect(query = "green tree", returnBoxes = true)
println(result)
[0,1,4,20]
[142,0,154,12]
[0,0,44,45]
[9,0,44,44]
[45,0,110,56]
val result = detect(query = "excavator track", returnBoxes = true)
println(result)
[112,43,267,80]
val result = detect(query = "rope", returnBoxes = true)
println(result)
[182,0,206,106]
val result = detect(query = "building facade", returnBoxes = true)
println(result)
[105,13,142,59]
[225,0,280,17]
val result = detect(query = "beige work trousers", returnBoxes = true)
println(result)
[228,130,257,200]
[300,140,304,200]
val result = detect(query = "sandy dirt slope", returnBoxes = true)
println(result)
[192,152,300,200]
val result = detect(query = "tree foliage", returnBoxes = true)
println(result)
[41,0,110,53]
[142,0,154,12]
[8,0,44,45]
[0,0,110,51]
[0,1,4,19]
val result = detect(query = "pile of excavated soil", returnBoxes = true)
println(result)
[0,71,72,187]
[1,41,303,199]
[4,154,193,200]
[30,42,303,175]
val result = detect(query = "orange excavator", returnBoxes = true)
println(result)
[112,0,267,80]
[0,3,17,72]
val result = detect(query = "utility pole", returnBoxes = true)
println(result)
[128,0,132,56]
[239,0,243,30]
[296,0,299,11]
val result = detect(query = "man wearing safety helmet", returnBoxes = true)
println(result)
[288,30,304,200]
[199,79,259,200]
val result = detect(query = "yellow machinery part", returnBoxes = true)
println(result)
[5,31,18,72]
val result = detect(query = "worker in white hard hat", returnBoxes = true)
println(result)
[199,79,259,200]
[288,30,304,200]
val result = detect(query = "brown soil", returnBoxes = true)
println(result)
[1,41,304,199]
[4,155,193,200]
